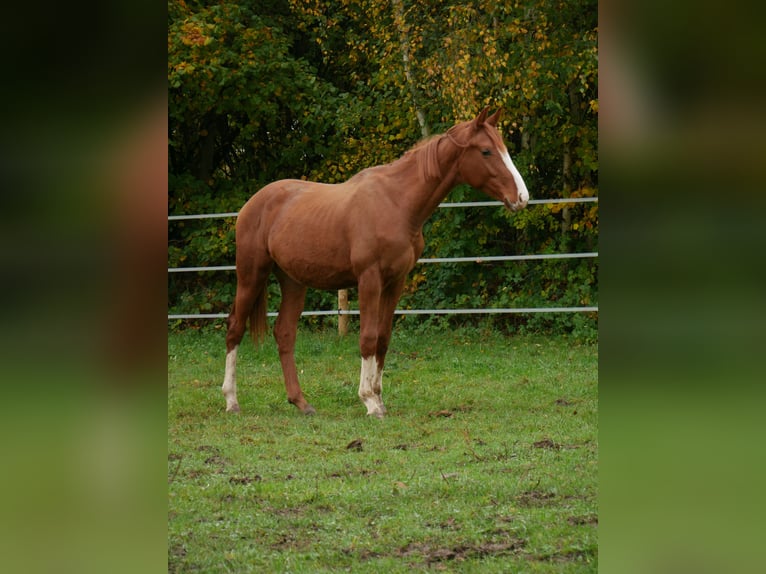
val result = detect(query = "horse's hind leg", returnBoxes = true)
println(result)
[222,312,243,412]
[274,270,315,415]
[222,261,271,413]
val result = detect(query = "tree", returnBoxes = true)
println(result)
[168,0,598,338]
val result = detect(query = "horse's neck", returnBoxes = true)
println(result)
[397,136,461,230]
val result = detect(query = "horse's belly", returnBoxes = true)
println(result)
[269,230,356,290]
[279,258,357,290]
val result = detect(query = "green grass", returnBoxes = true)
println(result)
[168,324,597,572]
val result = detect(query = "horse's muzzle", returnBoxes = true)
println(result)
[504,197,528,212]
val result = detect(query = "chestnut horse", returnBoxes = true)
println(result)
[222,107,529,417]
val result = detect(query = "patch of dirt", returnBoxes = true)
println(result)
[167,543,187,573]
[397,538,526,564]
[343,548,382,561]
[533,438,561,450]
[270,532,312,551]
[347,534,525,566]
[196,444,227,466]
[515,490,556,506]
[229,475,261,485]
[429,409,453,418]
[533,437,583,451]
[346,438,364,451]
[568,514,598,526]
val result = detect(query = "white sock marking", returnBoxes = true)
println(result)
[359,356,385,416]
[222,346,239,410]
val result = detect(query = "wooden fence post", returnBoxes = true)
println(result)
[338,289,349,336]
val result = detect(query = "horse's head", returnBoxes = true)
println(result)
[449,107,530,212]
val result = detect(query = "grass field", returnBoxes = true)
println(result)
[168,323,598,572]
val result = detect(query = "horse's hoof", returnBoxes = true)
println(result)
[302,405,317,416]
[226,404,241,413]
[368,410,385,420]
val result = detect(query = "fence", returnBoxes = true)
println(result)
[168,197,598,321]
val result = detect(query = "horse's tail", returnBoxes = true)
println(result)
[249,287,269,346]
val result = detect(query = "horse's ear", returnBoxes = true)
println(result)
[487,108,503,126]
[474,107,490,128]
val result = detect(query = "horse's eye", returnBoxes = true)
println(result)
[481,149,492,156]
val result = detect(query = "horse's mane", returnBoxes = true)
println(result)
[411,119,500,182]
[354,120,480,183]
[404,133,444,181]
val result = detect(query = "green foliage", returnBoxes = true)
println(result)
[168,0,598,337]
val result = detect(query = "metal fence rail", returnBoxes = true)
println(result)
[168,306,599,320]
[168,252,598,274]
[168,197,598,319]
[167,197,598,221]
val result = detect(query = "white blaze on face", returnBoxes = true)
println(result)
[499,146,530,206]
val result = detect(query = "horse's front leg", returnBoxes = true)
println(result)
[358,274,406,418]
[357,270,386,418]
[373,277,407,416]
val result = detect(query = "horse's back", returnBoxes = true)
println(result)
[236,179,359,289]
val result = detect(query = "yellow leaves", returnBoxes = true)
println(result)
[180,21,210,47]
[173,61,195,75]
[571,186,596,199]
[547,202,563,214]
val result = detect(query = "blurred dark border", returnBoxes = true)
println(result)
[600,0,766,571]
[2,0,764,571]
[0,2,167,572]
